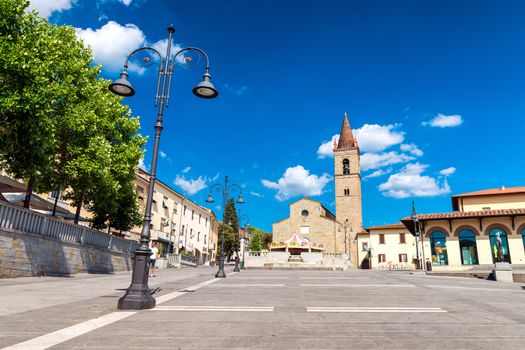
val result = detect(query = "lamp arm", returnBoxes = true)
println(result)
[228,183,242,194]
[172,47,211,70]
[123,47,163,68]
[209,183,224,193]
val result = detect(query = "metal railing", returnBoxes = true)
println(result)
[180,254,197,267]
[0,200,138,253]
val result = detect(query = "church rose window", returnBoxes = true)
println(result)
[301,210,309,217]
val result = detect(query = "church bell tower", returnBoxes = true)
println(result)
[334,113,362,265]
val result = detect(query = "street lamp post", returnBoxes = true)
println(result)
[242,223,250,270]
[205,176,244,278]
[236,212,249,272]
[411,201,422,270]
[109,25,218,310]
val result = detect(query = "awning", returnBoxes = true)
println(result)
[0,175,26,193]
[2,192,70,214]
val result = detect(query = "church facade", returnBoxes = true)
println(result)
[271,113,363,267]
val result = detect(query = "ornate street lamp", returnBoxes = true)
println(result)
[235,212,249,272]
[411,201,422,270]
[205,176,244,278]
[109,25,218,310]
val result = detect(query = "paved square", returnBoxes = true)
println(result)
[1,268,525,349]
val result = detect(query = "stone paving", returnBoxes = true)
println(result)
[1,267,525,349]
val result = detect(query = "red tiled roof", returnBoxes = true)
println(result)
[365,222,406,231]
[453,186,525,198]
[401,208,525,221]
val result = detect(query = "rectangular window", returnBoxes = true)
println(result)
[199,214,201,224]
[399,233,406,244]
[184,205,186,216]
[197,232,200,242]
[192,210,194,220]
[205,218,208,227]
[379,234,385,244]
[162,196,168,209]
[181,225,185,236]
[300,226,310,234]
[204,235,207,245]
[399,254,408,263]
[362,242,369,251]
[378,254,386,263]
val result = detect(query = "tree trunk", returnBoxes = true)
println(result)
[74,194,83,224]
[52,190,59,216]
[23,175,35,209]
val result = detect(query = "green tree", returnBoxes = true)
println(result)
[217,222,239,260]
[0,0,146,228]
[218,198,240,259]
[0,0,97,207]
[249,229,262,252]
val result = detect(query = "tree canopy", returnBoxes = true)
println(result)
[0,0,145,230]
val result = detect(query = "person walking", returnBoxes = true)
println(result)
[149,242,159,277]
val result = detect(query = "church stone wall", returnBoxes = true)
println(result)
[272,198,344,253]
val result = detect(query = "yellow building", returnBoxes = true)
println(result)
[134,169,218,265]
[358,223,414,269]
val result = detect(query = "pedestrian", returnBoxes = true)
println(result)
[149,242,158,277]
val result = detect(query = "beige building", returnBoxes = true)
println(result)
[358,187,525,271]
[395,186,525,271]
[271,113,363,266]
[357,223,414,269]
[134,169,218,265]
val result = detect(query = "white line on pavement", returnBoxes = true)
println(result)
[0,312,136,350]
[307,307,447,313]
[152,306,274,312]
[425,285,523,292]
[207,283,285,287]
[1,272,237,350]
[300,284,416,288]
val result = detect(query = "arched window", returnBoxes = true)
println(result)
[522,227,525,253]
[342,159,350,175]
[430,231,448,265]
[344,188,350,196]
[458,230,478,265]
[489,228,511,263]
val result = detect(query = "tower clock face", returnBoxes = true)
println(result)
[301,210,309,217]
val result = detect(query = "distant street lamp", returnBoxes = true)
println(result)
[205,176,244,278]
[109,25,218,310]
[235,212,249,272]
[242,223,250,270]
[411,201,422,270]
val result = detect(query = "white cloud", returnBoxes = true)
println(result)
[400,143,423,157]
[317,134,339,159]
[223,84,249,96]
[174,175,207,195]
[120,0,132,5]
[75,21,146,72]
[138,156,146,171]
[361,152,415,171]
[423,114,463,128]
[378,162,451,199]
[28,0,74,18]
[439,167,456,176]
[261,165,332,201]
[250,191,264,198]
[159,151,167,158]
[353,124,405,152]
[182,166,191,173]
[363,168,392,180]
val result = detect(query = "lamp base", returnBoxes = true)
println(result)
[215,254,227,278]
[118,248,156,310]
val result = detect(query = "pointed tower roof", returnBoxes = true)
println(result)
[336,112,357,149]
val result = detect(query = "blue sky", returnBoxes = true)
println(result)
[31,0,525,232]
